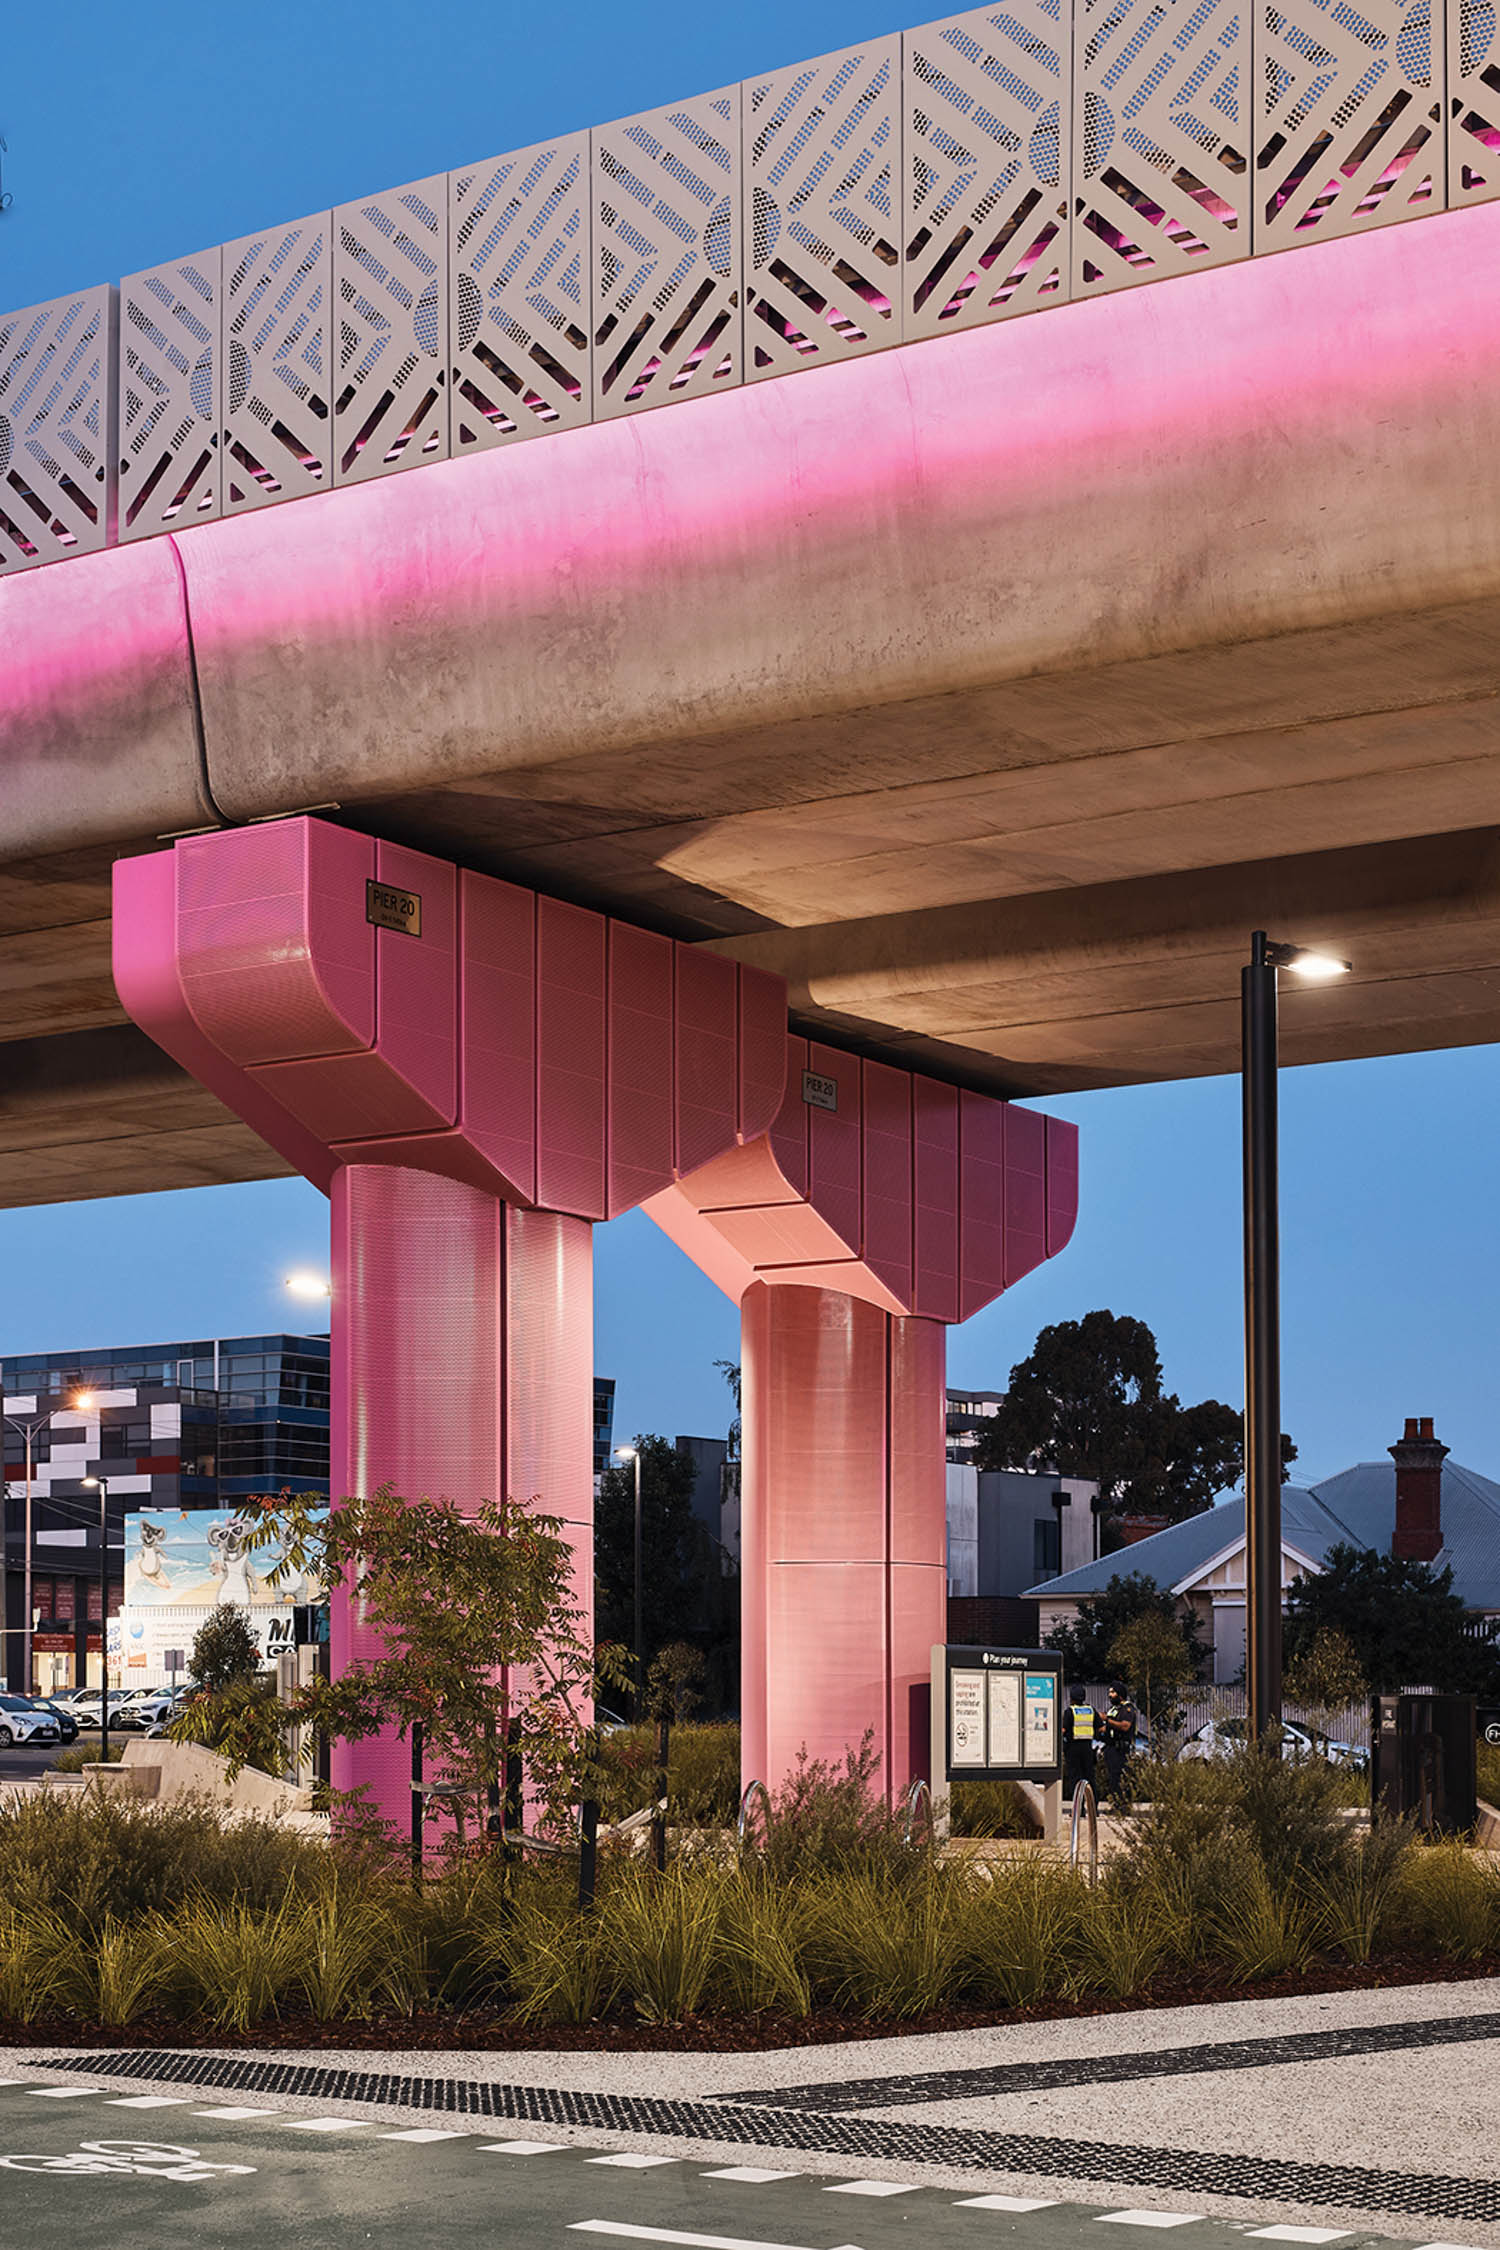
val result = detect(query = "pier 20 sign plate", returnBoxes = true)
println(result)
[933,1645,1062,1783]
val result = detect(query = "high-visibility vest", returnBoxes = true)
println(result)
[1070,1703,1096,1739]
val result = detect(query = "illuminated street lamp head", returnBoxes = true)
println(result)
[614,1444,637,1462]
[1259,937,1352,980]
[284,1271,332,1300]
[73,1392,94,1411]
[82,1475,101,1489]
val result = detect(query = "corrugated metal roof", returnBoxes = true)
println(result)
[1023,1458,1500,1608]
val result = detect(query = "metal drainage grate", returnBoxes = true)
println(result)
[726,2007,1500,2111]
[42,2049,1500,2225]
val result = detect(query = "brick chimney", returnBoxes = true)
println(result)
[1389,1416,1449,1562]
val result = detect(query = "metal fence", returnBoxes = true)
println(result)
[3,0,1497,574]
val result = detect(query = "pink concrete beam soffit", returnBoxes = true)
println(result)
[111,815,788,1210]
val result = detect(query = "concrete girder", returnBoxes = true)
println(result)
[4,206,1500,1204]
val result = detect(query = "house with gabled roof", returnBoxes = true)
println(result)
[1023,1418,1500,1685]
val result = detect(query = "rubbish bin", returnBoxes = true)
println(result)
[1373,1692,1476,1833]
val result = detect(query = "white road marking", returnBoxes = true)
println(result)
[589,2152,681,2168]
[281,2117,370,2133]
[956,2195,1061,2212]
[825,2178,921,2196]
[1095,2214,1203,2229]
[104,2096,190,2109]
[377,2128,469,2143]
[478,2139,569,2155]
[701,2167,801,2183]
[1246,2231,1351,2243]
[195,2107,282,2120]
[27,2087,102,2098]
[569,2226,863,2250]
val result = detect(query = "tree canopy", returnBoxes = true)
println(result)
[595,1434,736,1703]
[1285,1543,1500,1697]
[976,1308,1295,1523]
[1042,1569,1208,1686]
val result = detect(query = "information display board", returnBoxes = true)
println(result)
[932,1645,1063,1783]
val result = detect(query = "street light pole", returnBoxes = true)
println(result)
[1242,933,1282,1744]
[83,1475,111,1766]
[614,1444,645,1716]
[1241,934,1350,1743]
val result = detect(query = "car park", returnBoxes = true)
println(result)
[1179,1714,1368,1769]
[111,1690,178,1731]
[0,1694,61,1748]
[28,1698,80,1744]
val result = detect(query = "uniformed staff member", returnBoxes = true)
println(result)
[1101,1682,1138,1798]
[1061,1690,1100,1797]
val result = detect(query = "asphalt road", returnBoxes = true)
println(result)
[0,2079,1433,2250]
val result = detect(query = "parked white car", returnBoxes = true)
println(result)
[111,1691,178,1732]
[1178,1715,1368,1770]
[0,1693,62,1748]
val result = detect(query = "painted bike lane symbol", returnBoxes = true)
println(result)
[1,2138,257,2183]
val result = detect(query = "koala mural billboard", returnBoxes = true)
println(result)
[118,1508,325,1683]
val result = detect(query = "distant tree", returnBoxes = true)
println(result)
[1043,1570,1209,1687]
[714,1359,742,1462]
[595,1434,722,1691]
[187,1605,261,1692]
[1285,1543,1500,1698]
[1284,1625,1368,1751]
[977,1309,1295,1522]
[169,1606,288,1776]
[1108,1609,1198,1727]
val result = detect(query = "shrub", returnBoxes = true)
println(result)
[762,1733,918,1884]
[50,1743,124,1771]
[602,1864,720,2023]
[711,1867,813,2018]
[1395,1838,1499,1960]
[960,1855,1090,2008]
[490,1879,616,2026]
[0,1792,328,1933]
[950,1779,1034,1838]
[806,1869,970,2018]
[170,1897,307,2031]
[51,1915,174,2027]
[1477,1739,1500,1807]
[597,1722,740,1829]
[1308,1818,1414,1963]
[1210,1861,1318,1982]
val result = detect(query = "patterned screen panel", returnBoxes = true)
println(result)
[223,215,334,515]
[904,3,1071,334]
[592,87,742,416]
[332,175,449,485]
[0,287,116,574]
[744,38,902,379]
[450,134,592,452]
[118,250,222,543]
[1449,0,1500,201]
[1075,0,1250,295]
[1256,0,1445,244]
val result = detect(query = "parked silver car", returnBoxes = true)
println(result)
[1179,1714,1368,1770]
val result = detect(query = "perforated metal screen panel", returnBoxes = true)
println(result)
[744,38,902,379]
[222,215,333,515]
[332,175,449,484]
[1255,0,1444,244]
[1449,0,1500,201]
[118,249,222,542]
[1075,0,1249,294]
[592,87,742,416]
[904,3,1072,333]
[451,136,592,452]
[0,287,116,573]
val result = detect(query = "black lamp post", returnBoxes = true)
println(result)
[82,1474,112,1767]
[615,1444,644,1716]
[1242,932,1349,1742]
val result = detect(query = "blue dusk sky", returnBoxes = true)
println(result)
[2,4,1496,1488]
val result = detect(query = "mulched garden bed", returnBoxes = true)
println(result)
[3,1951,1496,2054]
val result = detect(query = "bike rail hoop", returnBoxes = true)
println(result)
[903,1777,933,1845]
[737,1777,772,1851]
[1069,1776,1099,1883]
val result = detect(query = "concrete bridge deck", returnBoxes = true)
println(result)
[3,198,1500,1208]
